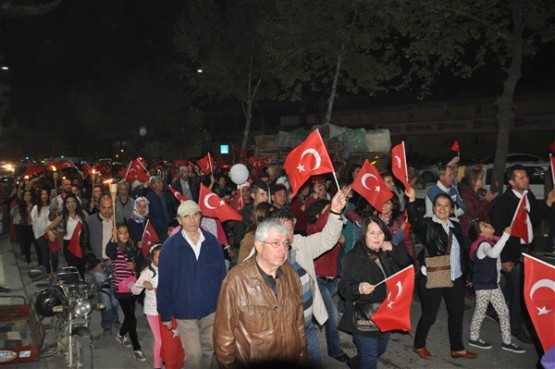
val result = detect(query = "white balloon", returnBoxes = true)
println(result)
[229,164,249,185]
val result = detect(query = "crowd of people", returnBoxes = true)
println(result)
[1,151,554,369]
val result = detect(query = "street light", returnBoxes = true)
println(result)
[1,66,8,71]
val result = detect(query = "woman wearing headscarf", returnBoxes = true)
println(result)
[125,197,150,273]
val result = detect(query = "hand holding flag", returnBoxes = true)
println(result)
[371,265,415,332]
[197,153,215,175]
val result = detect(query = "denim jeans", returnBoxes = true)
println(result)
[92,266,120,330]
[36,236,58,274]
[305,320,323,369]
[317,277,345,358]
[352,333,390,369]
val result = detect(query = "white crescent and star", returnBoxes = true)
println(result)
[529,278,555,316]
[203,193,219,210]
[361,173,379,191]
[386,281,403,308]
[394,155,402,168]
[299,148,321,171]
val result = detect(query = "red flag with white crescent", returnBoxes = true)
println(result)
[351,160,393,211]
[199,184,242,222]
[283,129,335,198]
[68,221,83,258]
[168,184,188,203]
[391,142,410,190]
[510,193,530,244]
[371,265,415,332]
[523,254,555,352]
[157,312,185,369]
[197,153,215,175]
[141,219,160,259]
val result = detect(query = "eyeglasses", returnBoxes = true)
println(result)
[263,240,291,249]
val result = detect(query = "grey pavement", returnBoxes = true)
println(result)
[1,233,540,369]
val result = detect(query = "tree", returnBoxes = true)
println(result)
[174,0,279,153]
[263,0,408,125]
[387,0,555,193]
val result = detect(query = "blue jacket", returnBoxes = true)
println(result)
[157,229,226,322]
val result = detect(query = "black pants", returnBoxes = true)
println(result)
[414,274,465,351]
[62,240,85,280]
[36,236,59,273]
[18,224,36,264]
[117,296,141,351]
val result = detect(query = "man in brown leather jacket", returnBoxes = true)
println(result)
[213,220,308,368]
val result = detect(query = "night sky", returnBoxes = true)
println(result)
[1,0,554,160]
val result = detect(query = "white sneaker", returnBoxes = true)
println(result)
[116,334,132,348]
[134,350,146,362]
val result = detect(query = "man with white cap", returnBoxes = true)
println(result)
[157,200,227,369]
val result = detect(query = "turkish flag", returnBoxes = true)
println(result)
[351,160,393,211]
[283,129,335,198]
[199,184,242,222]
[68,221,83,259]
[523,254,555,352]
[51,159,77,171]
[158,314,185,369]
[168,184,188,203]
[197,153,215,175]
[93,161,112,177]
[371,265,415,332]
[450,140,460,152]
[391,142,410,190]
[511,193,530,244]
[141,220,160,260]
[120,159,149,184]
[23,164,45,177]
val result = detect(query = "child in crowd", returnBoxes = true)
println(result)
[106,223,146,362]
[132,244,162,369]
[467,220,525,354]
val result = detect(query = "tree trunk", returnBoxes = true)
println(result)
[491,0,523,194]
[324,43,344,126]
[240,75,261,153]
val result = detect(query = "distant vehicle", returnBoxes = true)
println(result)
[479,153,544,164]
[420,155,476,183]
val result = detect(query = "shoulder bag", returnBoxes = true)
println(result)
[424,229,454,289]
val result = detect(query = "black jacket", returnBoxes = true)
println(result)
[407,201,470,279]
[338,242,407,337]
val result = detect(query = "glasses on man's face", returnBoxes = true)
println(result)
[263,240,291,249]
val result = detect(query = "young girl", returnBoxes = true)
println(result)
[106,224,146,362]
[467,220,525,354]
[131,244,162,369]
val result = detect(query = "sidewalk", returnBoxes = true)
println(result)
[1,233,542,369]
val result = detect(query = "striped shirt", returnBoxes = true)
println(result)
[289,250,314,323]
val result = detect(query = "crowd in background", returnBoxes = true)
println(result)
[0,150,554,369]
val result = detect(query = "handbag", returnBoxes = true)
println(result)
[117,275,137,293]
[424,229,454,289]
[352,301,381,332]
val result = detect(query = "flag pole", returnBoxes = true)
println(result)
[208,152,213,174]
[373,265,414,288]
[402,141,408,182]
[332,172,341,192]
[550,153,555,185]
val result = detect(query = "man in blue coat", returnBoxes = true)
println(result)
[157,200,227,369]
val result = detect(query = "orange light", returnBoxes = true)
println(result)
[102,179,113,185]
[51,166,57,172]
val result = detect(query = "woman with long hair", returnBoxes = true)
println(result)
[15,189,36,267]
[31,188,57,277]
[46,194,88,279]
[338,216,408,369]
